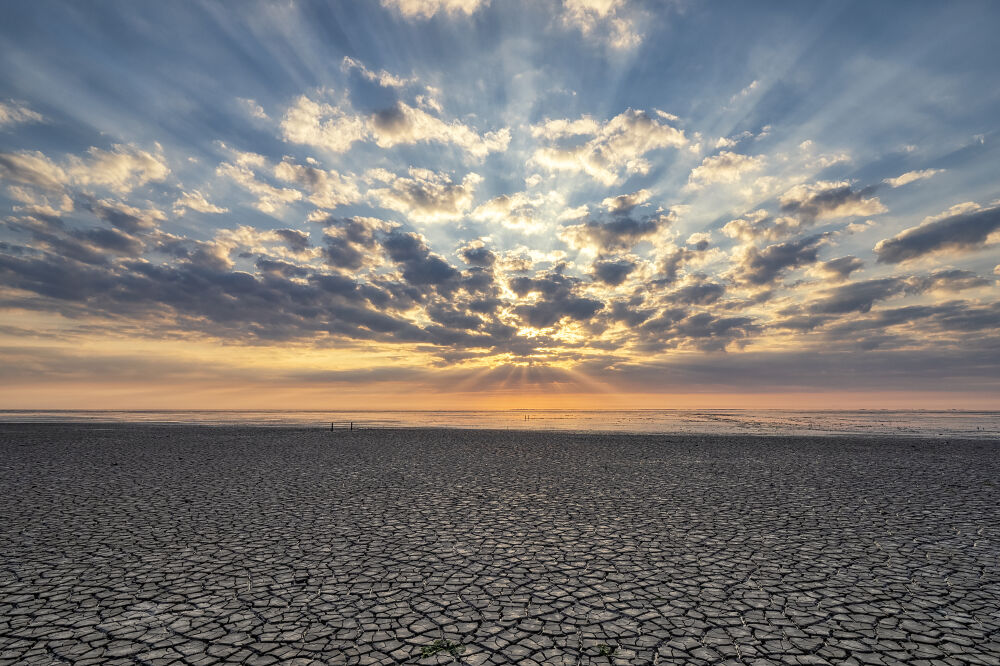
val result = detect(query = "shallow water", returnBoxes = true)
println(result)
[1,409,998,439]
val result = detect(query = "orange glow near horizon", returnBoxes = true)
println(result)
[1,382,996,411]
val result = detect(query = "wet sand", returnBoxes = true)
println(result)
[1,424,998,665]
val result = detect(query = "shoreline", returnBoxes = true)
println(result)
[0,421,996,442]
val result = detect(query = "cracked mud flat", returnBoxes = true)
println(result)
[1,425,998,665]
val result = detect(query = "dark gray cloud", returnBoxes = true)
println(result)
[731,234,826,286]
[669,281,725,305]
[318,217,386,271]
[273,228,311,252]
[383,231,459,287]
[913,269,991,292]
[459,244,496,267]
[588,347,1000,393]
[637,310,758,352]
[515,297,603,328]
[561,214,663,252]
[819,255,864,280]
[874,205,1000,263]
[806,277,911,314]
[76,196,158,234]
[509,271,603,328]
[804,271,989,316]
[659,246,696,283]
[0,151,65,190]
[780,182,884,221]
[592,258,636,285]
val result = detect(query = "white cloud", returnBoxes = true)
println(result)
[561,0,641,49]
[686,151,765,189]
[280,95,509,160]
[602,188,651,213]
[530,109,686,185]
[274,159,360,210]
[341,57,414,88]
[237,98,269,120]
[173,190,229,215]
[722,210,802,243]
[280,95,367,154]
[217,150,303,213]
[557,204,589,220]
[367,167,482,222]
[65,144,170,195]
[883,169,944,188]
[0,100,44,128]
[471,190,572,234]
[531,116,601,141]
[369,102,510,159]
[381,0,487,19]
[728,79,759,105]
[0,144,169,195]
[0,150,69,190]
[779,180,887,220]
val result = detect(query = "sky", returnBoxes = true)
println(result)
[0,0,998,410]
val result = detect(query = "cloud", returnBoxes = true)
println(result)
[559,212,667,252]
[470,190,572,234]
[367,167,482,222]
[658,245,698,283]
[561,0,642,49]
[280,95,508,160]
[730,234,827,286]
[594,348,1000,393]
[381,0,487,19]
[237,97,269,120]
[341,56,414,88]
[883,169,944,188]
[65,144,170,195]
[0,151,68,191]
[77,197,165,234]
[602,188,650,213]
[0,144,168,195]
[459,241,496,267]
[591,258,636,285]
[686,151,764,189]
[637,310,758,352]
[801,270,989,317]
[173,190,229,216]
[317,216,393,271]
[369,101,510,159]
[216,152,303,213]
[913,269,992,293]
[722,210,803,244]
[274,159,360,209]
[816,256,864,281]
[280,95,367,153]
[728,79,760,105]
[669,281,725,305]
[874,203,1000,264]
[805,277,912,314]
[0,100,44,128]
[530,109,686,185]
[779,181,886,220]
[509,272,603,328]
[382,230,460,287]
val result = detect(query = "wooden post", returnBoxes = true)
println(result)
[350,421,353,431]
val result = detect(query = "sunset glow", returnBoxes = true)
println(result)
[1,1,998,409]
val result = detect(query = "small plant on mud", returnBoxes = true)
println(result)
[597,643,617,657]
[420,638,466,658]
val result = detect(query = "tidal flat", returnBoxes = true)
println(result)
[1,424,998,665]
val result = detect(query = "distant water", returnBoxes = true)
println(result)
[1,409,998,439]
